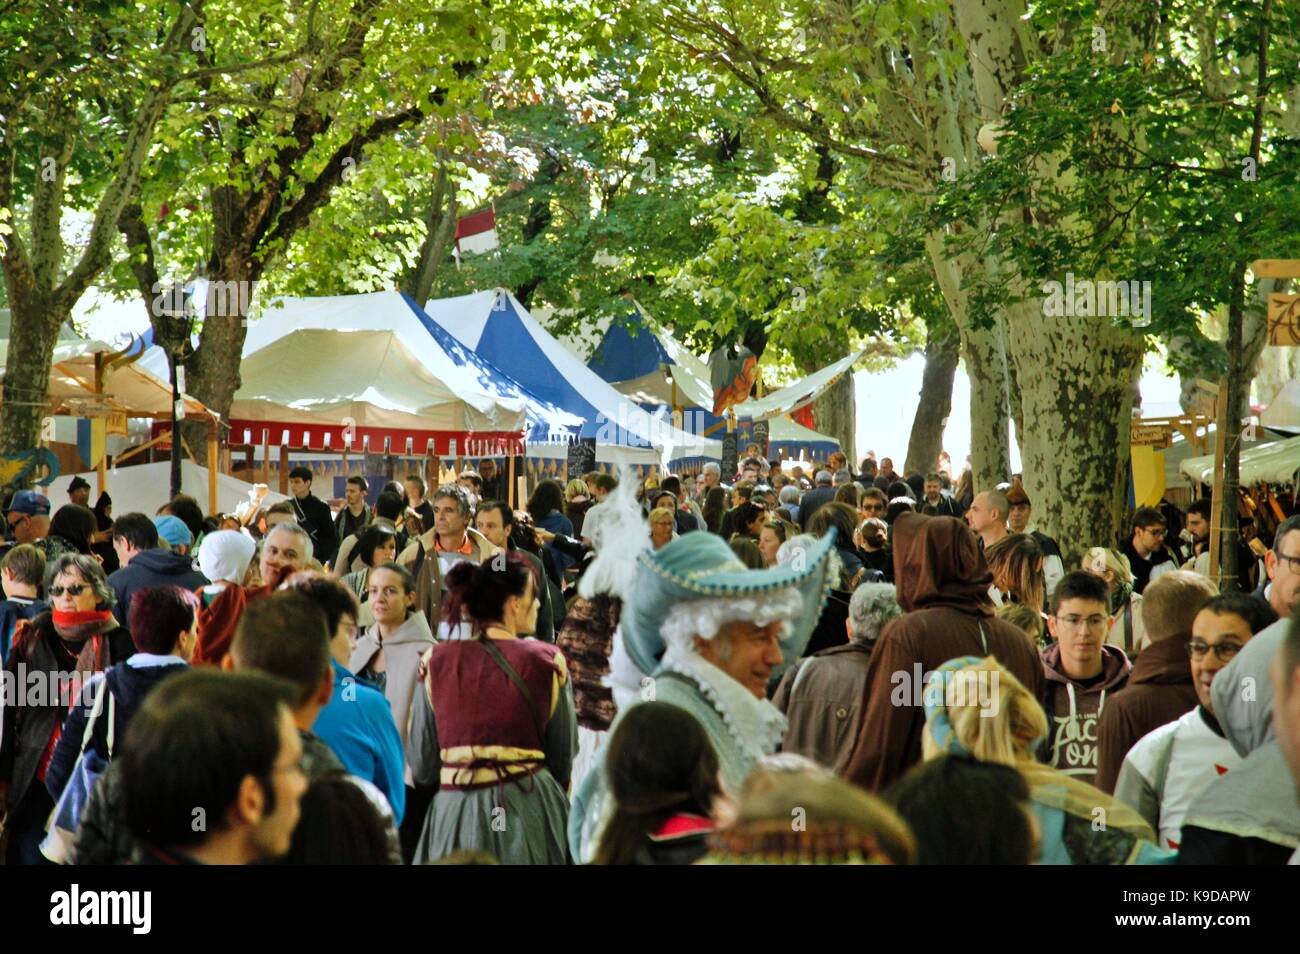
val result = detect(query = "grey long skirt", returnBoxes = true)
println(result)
[413,770,570,865]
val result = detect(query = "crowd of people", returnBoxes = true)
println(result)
[1,447,1298,867]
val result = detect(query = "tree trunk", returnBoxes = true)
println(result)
[1006,305,1144,568]
[1217,0,1272,589]
[181,256,257,463]
[0,293,64,463]
[959,321,1013,489]
[404,163,459,304]
[923,233,1011,488]
[904,323,959,475]
[0,4,201,457]
[810,370,856,468]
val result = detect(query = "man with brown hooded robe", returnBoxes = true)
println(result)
[845,512,1045,793]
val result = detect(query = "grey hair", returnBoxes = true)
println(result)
[779,485,801,505]
[847,582,902,645]
[265,521,313,561]
[46,553,115,610]
[777,533,842,582]
[833,469,852,486]
[433,483,471,518]
[702,462,721,477]
[815,470,833,486]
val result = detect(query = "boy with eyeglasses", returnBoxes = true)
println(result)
[1111,593,1275,849]
[1039,571,1133,787]
[1122,507,1179,594]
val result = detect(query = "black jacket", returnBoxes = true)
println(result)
[107,549,209,625]
[919,494,958,518]
[798,486,837,531]
[289,492,338,567]
[0,597,47,662]
[514,548,556,643]
[0,614,134,813]
[72,726,348,866]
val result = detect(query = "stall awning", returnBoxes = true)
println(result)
[1180,434,1300,485]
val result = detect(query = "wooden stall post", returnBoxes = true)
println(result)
[278,442,289,495]
[1208,382,1228,586]
[207,422,219,516]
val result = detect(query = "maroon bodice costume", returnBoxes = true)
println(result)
[422,637,565,791]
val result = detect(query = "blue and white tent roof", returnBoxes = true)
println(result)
[425,289,720,465]
[583,301,864,423]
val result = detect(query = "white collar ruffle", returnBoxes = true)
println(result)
[657,644,787,761]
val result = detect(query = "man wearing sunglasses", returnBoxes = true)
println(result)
[1121,507,1178,595]
[1,491,53,562]
[1111,593,1273,850]
[859,487,888,521]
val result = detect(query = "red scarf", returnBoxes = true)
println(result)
[51,608,114,628]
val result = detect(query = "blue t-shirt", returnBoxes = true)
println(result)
[313,660,407,825]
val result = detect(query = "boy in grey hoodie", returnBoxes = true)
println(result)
[1040,571,1132,787]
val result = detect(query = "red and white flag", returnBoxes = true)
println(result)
[455,207,499,257]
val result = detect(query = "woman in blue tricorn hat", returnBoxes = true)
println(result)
[567,472,838,863]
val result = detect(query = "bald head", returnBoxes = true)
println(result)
[967,490,1009,537]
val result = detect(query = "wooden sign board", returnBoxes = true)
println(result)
[1251,259,1300,279]
[1130,424,1173,447]
[1268,294,1300,345]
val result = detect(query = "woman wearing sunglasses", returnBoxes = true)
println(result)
[0,553,134,864]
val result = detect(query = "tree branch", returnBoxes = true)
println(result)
[54,1,204,309]
[255,106,424,264]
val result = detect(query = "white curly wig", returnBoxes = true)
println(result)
[658,587,803,655]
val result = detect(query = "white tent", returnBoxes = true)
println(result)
[46,460,287,518]
[232,328,526,452]
[737,349,865,420]
[767,416,839,456]
[575,302,864,422]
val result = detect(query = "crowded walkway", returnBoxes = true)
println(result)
[2,450,1297,869]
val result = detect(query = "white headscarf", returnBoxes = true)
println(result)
[198,530,256,585]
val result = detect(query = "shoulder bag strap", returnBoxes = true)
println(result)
[1122,601,1134,656]
[476,637,548,745]
[105,686,116,758]
[79,675,109,754]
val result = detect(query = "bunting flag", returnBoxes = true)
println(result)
[455,207,499,257]
[708,343,757,417]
